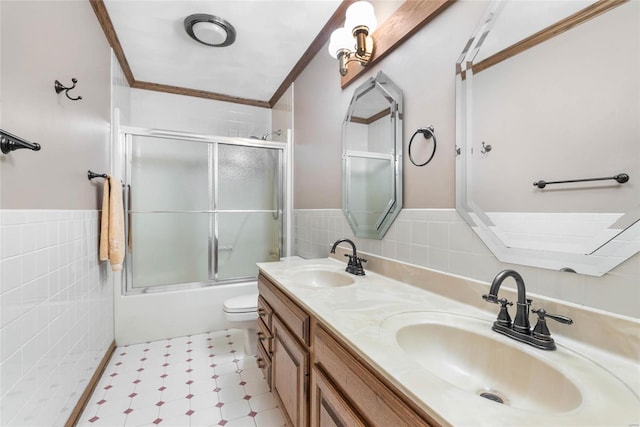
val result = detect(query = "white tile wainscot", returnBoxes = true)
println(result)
[0,210,114,426]
[292,208,640,318]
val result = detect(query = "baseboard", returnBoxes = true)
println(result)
[65,340,117,427]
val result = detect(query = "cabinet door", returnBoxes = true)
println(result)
[272,315,309,426]
[311,366,367,427]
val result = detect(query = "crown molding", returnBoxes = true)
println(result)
[90,0,356,109]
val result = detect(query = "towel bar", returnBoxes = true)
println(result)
[88,170,108,180]
[1,129,41,154]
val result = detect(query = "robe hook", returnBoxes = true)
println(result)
[54,78,82,101]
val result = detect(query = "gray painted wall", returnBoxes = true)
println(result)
[472,2,638,213]
[293,1,487,209]
[0,1,111,209]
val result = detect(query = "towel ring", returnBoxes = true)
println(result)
[408,126,437,167]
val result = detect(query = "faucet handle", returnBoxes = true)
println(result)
[498,298,512,307]
[495,298,513,327]
[533,308,573,325]
[482,293,499,304]
[354,256,367,265]
[352,256,366,276]
[343,254,366,275]
[532,308,573,342]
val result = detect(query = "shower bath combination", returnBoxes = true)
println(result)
[119,127,286,295]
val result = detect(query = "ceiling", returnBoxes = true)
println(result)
[101,0,344,107]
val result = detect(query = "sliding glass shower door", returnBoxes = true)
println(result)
[123,129,283,293]
[216,143,281,280]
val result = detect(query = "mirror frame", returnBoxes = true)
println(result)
[455,0,640,276]
[342,71,403,239]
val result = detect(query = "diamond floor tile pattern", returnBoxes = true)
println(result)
[77,329,285,427]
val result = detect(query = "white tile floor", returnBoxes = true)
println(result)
[77,329,285,427]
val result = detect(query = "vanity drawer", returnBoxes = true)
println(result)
[311,365,367,427]
[256,338,272,389]
[314,325,437,427]
[257,317,273,355]
[257,296,273,331]
[258,273,310,346]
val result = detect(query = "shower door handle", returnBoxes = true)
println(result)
[126,184,132,252]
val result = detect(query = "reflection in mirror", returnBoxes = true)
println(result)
[343,71,403,239]
[456,0,639,275]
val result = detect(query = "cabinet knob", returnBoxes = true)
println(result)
[257,331,272,341]
[256,358,266,369]
[258,308,267,317]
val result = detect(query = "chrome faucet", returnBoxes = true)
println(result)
[330,238,366,276]
[483,269,573,350]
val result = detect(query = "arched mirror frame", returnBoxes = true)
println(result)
[455,0,640,276]
[342,71,403,239]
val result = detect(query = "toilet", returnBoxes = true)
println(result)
[223,292,259,356]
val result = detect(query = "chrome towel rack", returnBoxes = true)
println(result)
[1,129,41,154]
[533,173,629,189]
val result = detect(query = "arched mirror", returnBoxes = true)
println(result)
[456,0,640,276]
[342,71,403,239]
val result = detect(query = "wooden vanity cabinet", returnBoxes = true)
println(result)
[257,272,438,427]
[258,273,311,426]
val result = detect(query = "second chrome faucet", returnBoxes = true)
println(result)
[330,238,366,276]
[483,269,573,350]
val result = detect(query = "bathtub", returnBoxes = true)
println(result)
[114,280,257,346]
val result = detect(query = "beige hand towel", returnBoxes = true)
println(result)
[98,176,126,271]
[99,179,110,261]
[108,177,125,271]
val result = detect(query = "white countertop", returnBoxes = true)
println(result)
[258,257,640,427]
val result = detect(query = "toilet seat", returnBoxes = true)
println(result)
[223,292,259,314]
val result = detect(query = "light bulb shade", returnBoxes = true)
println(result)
[328,27,353,58]
[184,14,236,47]
[192,21,229,46]
[345,1,377,34]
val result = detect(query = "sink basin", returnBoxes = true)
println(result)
[289,268,355,288]
[383,312,584,413]
[398,318,580,412]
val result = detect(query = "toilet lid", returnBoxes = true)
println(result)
[224,292,259,313]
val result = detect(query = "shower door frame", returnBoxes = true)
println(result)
[119,126,287,295]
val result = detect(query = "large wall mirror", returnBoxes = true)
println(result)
[456,0,639,276]
[342,71,403,239]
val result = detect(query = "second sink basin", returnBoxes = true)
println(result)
[289,267,355,288]
[398,316,580,413]
[382,312,586,414]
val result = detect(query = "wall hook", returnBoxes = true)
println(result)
[481,141,492,154]
[54,78,82,101]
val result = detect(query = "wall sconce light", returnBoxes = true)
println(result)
[328,1,377,76]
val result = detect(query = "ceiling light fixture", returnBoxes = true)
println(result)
[328,1,377,76]
[184,14,236,47]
